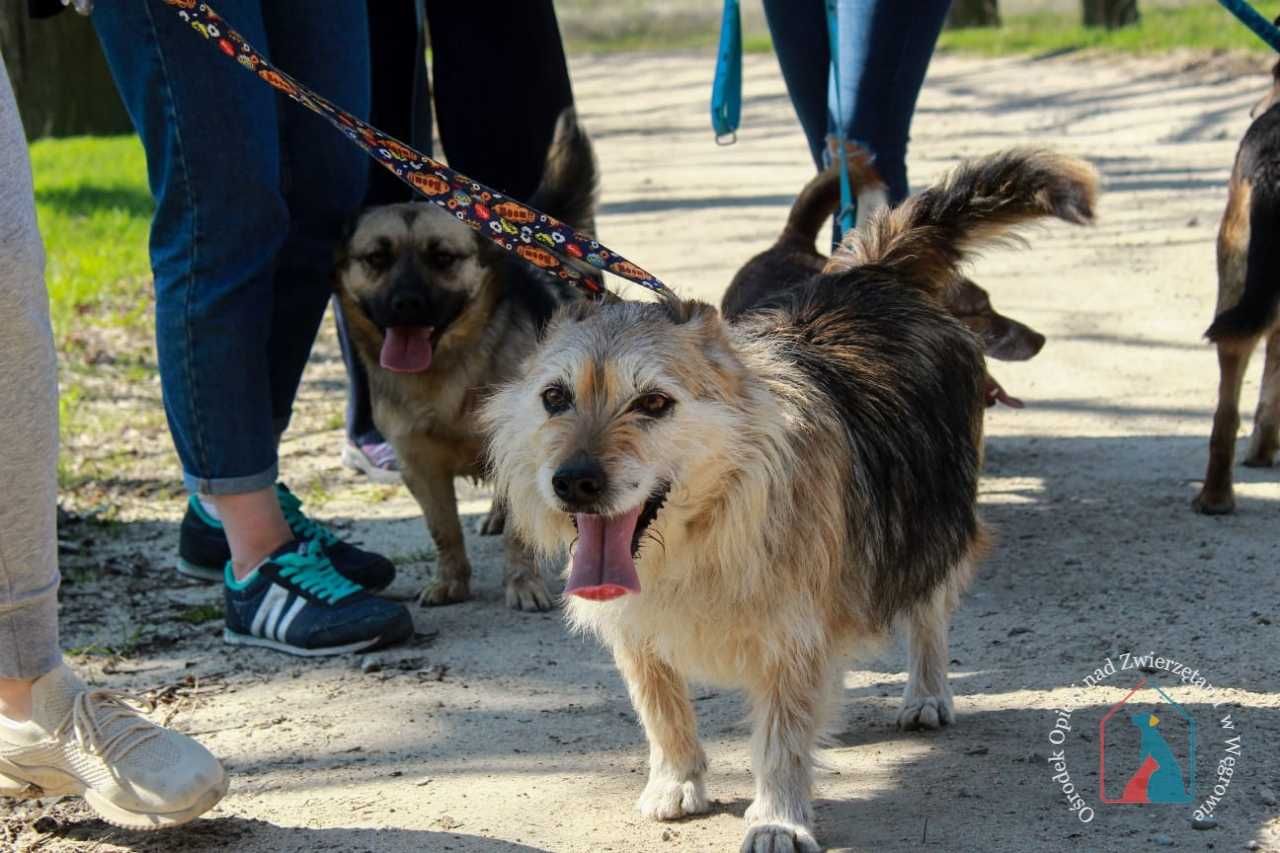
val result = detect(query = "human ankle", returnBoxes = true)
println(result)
[211,488,292,580]
[0,677,37,723]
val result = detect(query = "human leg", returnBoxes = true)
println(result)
[0,61,226,828]
[761,0,831,171]
[94,1,404,650]
[0,56,60,707]
[833,0,951,204]
[425,0,573,198]
[335,0,428,473]
[93,0,287,500]
[261,0,372,440]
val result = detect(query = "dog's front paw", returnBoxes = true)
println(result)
[505,574,554,612]
[740,823,820,853]
[1243,450,1276,468]
[897,692,954,730]
[1191,488,1235,515]
[418,576,470,607]
[638,775,709,821]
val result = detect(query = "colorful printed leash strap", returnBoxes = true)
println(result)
[163,0,669,297]
[1217,0,1280,52]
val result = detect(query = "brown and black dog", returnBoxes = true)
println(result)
[335,110,597,609]
[484,150,1098,852]
[722,151,1049,407]
[1194,60,1280,514]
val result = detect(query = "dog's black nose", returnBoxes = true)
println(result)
[389,289,427,317]
[552,456,607,508]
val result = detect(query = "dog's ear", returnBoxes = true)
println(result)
[659,297,746,398]
[333,208,369,270]
[659,294,719,326]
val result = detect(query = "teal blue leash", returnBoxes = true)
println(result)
[1217,0,1280,52]
[710,0,742,144]
[710,0,857,234]
[824,0,857,236]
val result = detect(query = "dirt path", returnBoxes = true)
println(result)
[7,50,1280,853]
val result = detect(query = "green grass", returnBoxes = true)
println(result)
[560,2,1280,56]
[176,603,224,625]
[939,2,1280,55]
[29,135,153,342]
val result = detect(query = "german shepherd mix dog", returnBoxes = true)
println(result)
[335,110,597,610]
[484,151,1097,852]
[722,152,1049,408]
[1193,60,1280,515]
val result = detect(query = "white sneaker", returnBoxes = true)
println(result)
[0,665,227,829]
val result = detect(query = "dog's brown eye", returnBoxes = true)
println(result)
[542,384,571,415]
[362,250,392,272]
[632,392,674,418]
[428,250,460,270]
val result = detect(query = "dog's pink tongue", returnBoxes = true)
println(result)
[567,508,643,601]
[380,327,434,373]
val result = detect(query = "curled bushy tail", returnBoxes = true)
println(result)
[825,149,1099,290]
[529,108,599,235]
[1206,184,1280,342]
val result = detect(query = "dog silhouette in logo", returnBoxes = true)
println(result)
[1120,713,1188,804]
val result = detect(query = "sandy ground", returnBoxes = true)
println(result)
[7,50,1280,852]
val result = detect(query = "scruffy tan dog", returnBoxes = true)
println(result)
[484,150,1097,852]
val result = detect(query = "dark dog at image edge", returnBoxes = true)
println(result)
[721,148,1052,408]
[1194,58,1280,515]
[484,150,1099,852]
[335,110,597,610]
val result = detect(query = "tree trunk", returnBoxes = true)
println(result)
[0,1,132,140]
[946,0,1000,29]
[1082,0,1140,29]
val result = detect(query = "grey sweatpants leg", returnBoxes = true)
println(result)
[0,63,61,680]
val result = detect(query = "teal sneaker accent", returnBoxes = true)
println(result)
[273,540,361,604]
[179,484,396,591]
[189,495,223,529]
[275,484,340,548]
[224,561,254,591]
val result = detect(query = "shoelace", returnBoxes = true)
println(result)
[275,540,361,604]
[276,486,341,548]
[55,689,161,765]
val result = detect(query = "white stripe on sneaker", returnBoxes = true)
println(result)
[251,584,290,637]
[222,628,380,657]
[275,595,307,642]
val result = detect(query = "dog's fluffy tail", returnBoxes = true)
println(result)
[826,149,1098,290]
[1205,183,1280,342]
[780,149,887,249]
[529,108,599,235]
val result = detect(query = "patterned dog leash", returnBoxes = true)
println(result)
[161,0,669,297]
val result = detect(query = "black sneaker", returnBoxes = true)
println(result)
[223,539,412,656]
[176,484,395,591]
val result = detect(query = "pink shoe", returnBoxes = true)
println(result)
[341,441,402,485]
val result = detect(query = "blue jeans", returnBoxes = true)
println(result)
[763,0,951,206]
[92,0,370,495]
